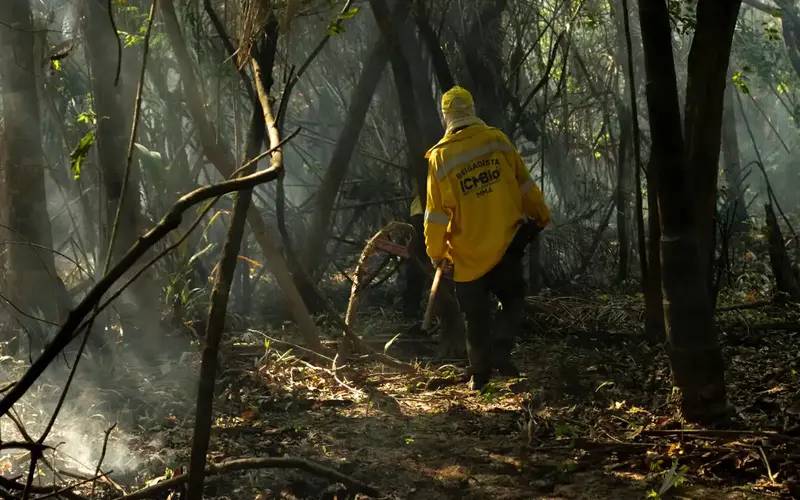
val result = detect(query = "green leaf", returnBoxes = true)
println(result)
[118,30,143,47]
[69,130,95,180]
[50,59,62,72]
[326,22,345,35]
[657,460,688,496]
[76,110,96,125]
[327,6,360,36]
[340,6,360,20]
[731,71,750,95]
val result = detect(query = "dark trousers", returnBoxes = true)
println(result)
[455,234,527,375]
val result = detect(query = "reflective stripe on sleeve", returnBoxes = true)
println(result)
[519,179,535,194]
[436,140,514,180]
[424,210,450,225]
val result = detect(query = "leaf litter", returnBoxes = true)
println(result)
[1,292,798,498]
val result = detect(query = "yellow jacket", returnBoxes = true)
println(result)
[423,122,550,282]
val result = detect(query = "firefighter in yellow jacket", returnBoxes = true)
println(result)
[424,86,550,390]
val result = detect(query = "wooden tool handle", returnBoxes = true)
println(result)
[422,265,445,331]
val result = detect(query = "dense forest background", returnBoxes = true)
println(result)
[0,0,799,498]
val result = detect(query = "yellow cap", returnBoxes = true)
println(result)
[441,86,474,114]
[440,86,481,133]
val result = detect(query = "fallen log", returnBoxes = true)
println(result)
[116,457,380,500]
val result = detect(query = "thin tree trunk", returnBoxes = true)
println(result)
[764,203,800,300]
[370,0,427,208]
[462,0,510,130]
[615,112,631,283]
[644,161,664,341]
[618,0,661,338]
[187,56,279,497]
[721,81,748,227]
[398,17,444,146]
[774,0,800,81]
[84,0,142,263]
[612,0,635,284]
[186,130,254,497]
[0,0,71,336]
[160,0,323,351]
[412,1,455,91]
[302,31,391,274]
[684,2,743,287]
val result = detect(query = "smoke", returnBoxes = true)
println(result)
[0,339,198,484]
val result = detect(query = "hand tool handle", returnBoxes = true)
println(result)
[422,265,445,331]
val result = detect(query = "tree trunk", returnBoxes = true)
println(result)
[0,0,71,340]
[637,0,740,422]
[684,2,742,286]
[774,0,800,81]
[186,123,255,498]
[302,29,392,275]
[412,1,455,91]
[187,27,280,491]
[83,0,143,263]
[370,0,427,208]
[644,161,664,341]
[610,0,634,283]
[398,12,444,146]
[462,0,510,130]
[615,111,632,283]
[721,81,748,227]
[764,203,800,300]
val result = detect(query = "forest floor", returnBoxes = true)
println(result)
[2,293,800,499]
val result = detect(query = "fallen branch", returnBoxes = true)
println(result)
[715,301,773,312]
[0,475,86,499]
[726,321,800,332]
[116,456,380,500]
[642,428,800,443]
[341,222,417,373]
[37,471,112,500]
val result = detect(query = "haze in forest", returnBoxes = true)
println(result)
[0,0,798,498]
